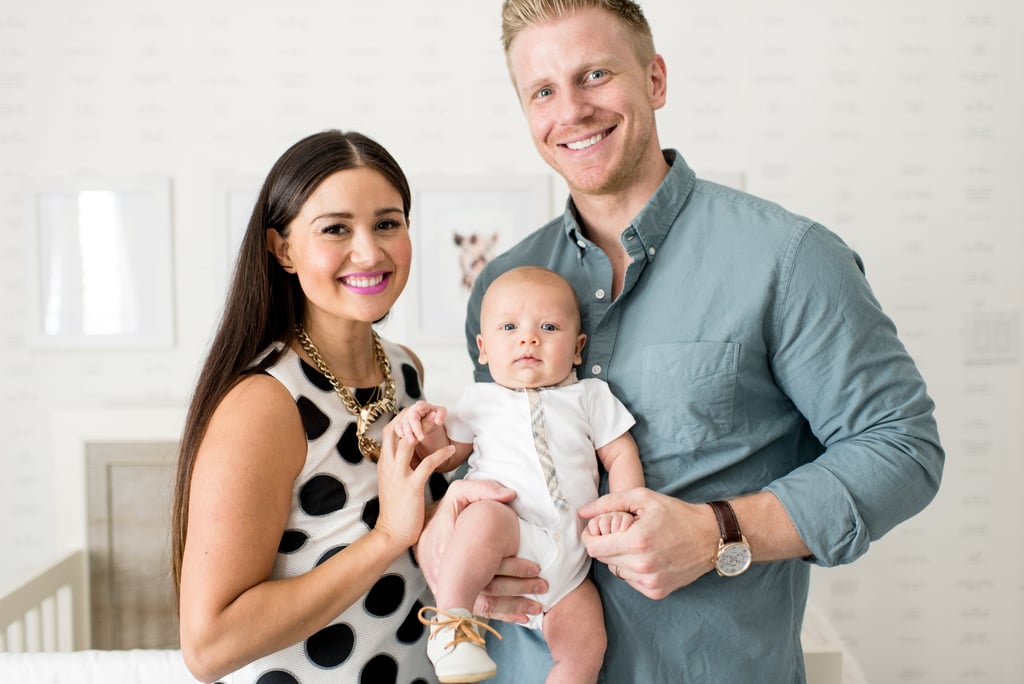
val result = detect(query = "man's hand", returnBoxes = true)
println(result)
[416,479,548,623]
[579,488,718,599]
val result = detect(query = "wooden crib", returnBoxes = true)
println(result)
[0,551,89,653]
[1,551,856,683]
[0,551,196,683]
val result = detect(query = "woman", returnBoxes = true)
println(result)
[171,130,456,684]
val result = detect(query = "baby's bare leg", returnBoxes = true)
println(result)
[434,499,521,610]
[541,578,606,684]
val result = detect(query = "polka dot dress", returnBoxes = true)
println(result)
[220,340,445,684]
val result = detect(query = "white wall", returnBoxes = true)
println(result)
[1,1,1021,681]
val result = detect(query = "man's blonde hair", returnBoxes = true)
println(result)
[500,0,655,63]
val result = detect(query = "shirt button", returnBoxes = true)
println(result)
[591,364,602,375]
[648,247,657,256]
[595,289,606,300]
[625,232,635,241]
[577,240,587,249]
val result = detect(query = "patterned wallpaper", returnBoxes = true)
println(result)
[0,1,1021,681]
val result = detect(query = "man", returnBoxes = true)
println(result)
[422,1,944,681]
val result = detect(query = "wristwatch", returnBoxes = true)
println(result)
[707,500,752,577]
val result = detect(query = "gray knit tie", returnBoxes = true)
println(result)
[524,387,569,512]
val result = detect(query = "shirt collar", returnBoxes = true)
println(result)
[514,369,579,392]
[559,150,696,261]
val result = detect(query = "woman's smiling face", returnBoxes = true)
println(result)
[268,166,412,327]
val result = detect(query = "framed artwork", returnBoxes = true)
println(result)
[409,175,553,344]
[25,176,175,348]
[211,175,261,294]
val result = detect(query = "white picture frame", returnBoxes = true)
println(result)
[25,176,175,349]
[211,175,261,295]
[408,174,553,345]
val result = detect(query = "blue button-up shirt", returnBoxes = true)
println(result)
[463,150,943,682]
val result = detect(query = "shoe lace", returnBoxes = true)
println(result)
[418,606,503,650]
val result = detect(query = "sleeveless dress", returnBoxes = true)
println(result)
[221,339,444,684]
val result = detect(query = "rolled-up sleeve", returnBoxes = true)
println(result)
[764,224,944,566]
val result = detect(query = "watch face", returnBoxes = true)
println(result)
[717,542,752,577]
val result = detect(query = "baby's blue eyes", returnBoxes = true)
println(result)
[499,323,558,332]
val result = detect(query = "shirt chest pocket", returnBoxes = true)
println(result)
[640,341,739,451]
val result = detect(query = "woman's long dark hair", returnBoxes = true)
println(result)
[171,130,411,593]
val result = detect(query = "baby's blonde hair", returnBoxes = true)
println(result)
[483,266,582,333]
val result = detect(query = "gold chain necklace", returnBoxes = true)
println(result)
[295,325,397,462]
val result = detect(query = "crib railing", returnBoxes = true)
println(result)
[0,550,89,652]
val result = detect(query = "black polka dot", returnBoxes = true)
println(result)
[353,387,376,403]
[401,363,422,399]
[428,472,449,502]
[364,574,405,617]
[305,622,355,669]
[299,474,348,516]
[255,670,299,684]
[300,358,333,391]
[315,544,348,567]
[360,653,398,684]
[361,497,379,528]
[336,422,362,464]
[277,529,308,554]
[296,395,331,440]
[396,600,426,644]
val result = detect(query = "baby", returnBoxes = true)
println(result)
[395,266,644,683]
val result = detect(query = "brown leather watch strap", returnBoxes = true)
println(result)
[708,500,742,544]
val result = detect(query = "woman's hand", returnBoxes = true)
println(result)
[391,400,446,443]
[373,420,454,549]
[390,400,451,467]
[416,478,548,624]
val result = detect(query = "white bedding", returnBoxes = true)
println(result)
[0,649,201,684]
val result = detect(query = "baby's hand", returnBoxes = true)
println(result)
[586,511,635,536]
[392,400,447,444]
